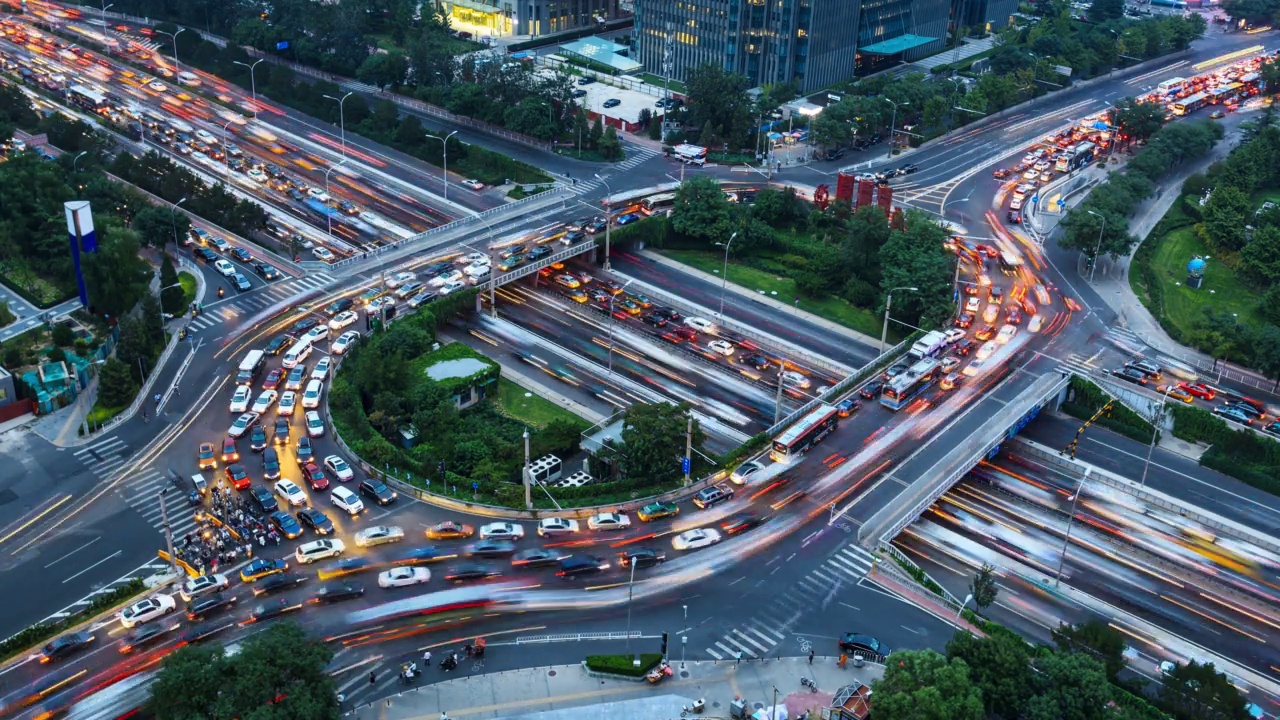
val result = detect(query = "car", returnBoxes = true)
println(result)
[274,479,307,506]
[328,310,358,331]
[119,622,180,654]
[273,418,290,445]
[1023,168,1040,180]
[325,298,354,317]
[684,316,716,333]
[883,362,910,381]
[386,272,417,289]
[395,281,425,299]
[528,245,552,261]
[430,268,465,287]
[300,462,329,492]
[995,324,1017,344]
[410,290,438,308]
[512,547,568,568]
[197,442,217,471]
[194,247,218,263]
[974,324,996,341]
[992,168,1012,179]
[359,478,396,505]
[1156,384,1195,403]
[1178,382,1215,400]
[119,594,177,629]
[269,511,304,540]
[40,631,96,664]
[964,296,981,314]
[240,558,288,583]
[427,521,476,539]
[262,368,285,390]
[587,512,631,531]
[577,76,596,86]
[292,318,320,337]
[837,398,861,417]
[859,380,885,399]
[700,339,733,357]
[537,517,581,536]
[305,411,325,438]
[838,633,890,657]
[251,484,279,512]
[296,435,315,464]
[1028,315,1044,334]
[443,564,502,583]
[227,384,253,414]
[331,486,364,515]
[277,391,297,416]
[230,246,252,263]
[1209,110,1226,119]
[439,279,467,295]
[975,341,998,362]
[479,522,525,541]
[179,574,229,603]
[952,339,975,356]
[898,163,919,175]
[617,548,667,569]
[379,566,431,588]
[231,272,252,292]
[939,372,964,391]
[461,178,485,191]
[264,336,292,357]
[185,593,238,621]
[1224,400,1265,420]
[224,463,250,490]
[602,98,621,108]
[557,554,610,578]
[469,539,518,558]
[944,328,967,345]
[219,437,239,464]
[251,390,281,417]
[228,412,259,438]
[323,455,355,482]
[1214,406,1255,426]
[304,326,329,344]
[721,512,763,535]
[332,330,360,355]
[214,259,236,277]
[1005,305,1023,325]
[355,525,406,548]
[294,505,332,534]
[1125,360,1163,380]
[672,528,722,551]
[1111,367,1149,385]
[637,502,679,522]
[940,356,962,374]
[312,581,366,604]
[249,425,268,452]
[982,303,1001,325]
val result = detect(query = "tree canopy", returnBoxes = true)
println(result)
[872,650,985,720]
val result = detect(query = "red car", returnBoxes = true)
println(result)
[1005,306,1023,325]
[220,437,239,463]
[992,168,1012,179]
[302,462,329,491]
[975,325,996,341]
[1178,382,1215,400]
[263,368,284,391]
[224,464,251,491]
[954,313,973,329]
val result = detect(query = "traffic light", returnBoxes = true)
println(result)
[438,460,446,478]
[660,632,668,655]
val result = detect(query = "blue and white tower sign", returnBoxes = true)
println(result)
[64,200,97,308]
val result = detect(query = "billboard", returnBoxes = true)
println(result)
[65,200,96,307]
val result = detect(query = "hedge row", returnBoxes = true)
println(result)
[1061,376,1157,444]
[585,653,663,677]
[1168,404,1280,496]
[0,578,146,661]
[1131,199,1198,347]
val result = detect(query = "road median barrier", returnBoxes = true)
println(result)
[583,653,663,680]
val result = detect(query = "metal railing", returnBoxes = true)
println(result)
[876,542,965,609]
[485,240,598,287]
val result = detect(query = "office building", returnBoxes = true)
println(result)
[444,0,618,38]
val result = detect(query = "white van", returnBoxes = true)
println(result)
[281,341,313,370]
[235,349,265,385]
[301,379,323,409]
[331,486,364,516]
[177,71,201,87]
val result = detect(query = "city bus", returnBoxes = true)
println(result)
[640,192,676,216]
[67,84,108,112]
[1207,82,1242,105]
[770,403,840,463]
[1055,141,1096,173]
[1171,92,1209,116]
[1156,77,1186,96]
[671,143,708,165]
[997,251,1023,277]
[881,357,941,411]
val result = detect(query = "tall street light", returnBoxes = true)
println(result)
[715,231,738,319]
[1086,210,1106,283]
[99,3,114,41]
[323,159,350,240]
[1054,469,1089,587]
[158,281,182,334]
[594,173,613,271]
[154,27,186,73]
[427,130,460,202]
[71,151,88,196]
[221,117,239,184]
[884,98,909,160]
[880,286,918,353]
[233,58,265,120]
[1139,390,1167,488]
[606,278,635,376]
[170,196,188,251]
[323,91,354,158]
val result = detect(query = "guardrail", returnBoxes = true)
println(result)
[485,240,598,288]
[876,542,966,610]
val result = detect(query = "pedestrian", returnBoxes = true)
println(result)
[423,650,432,665]
[735,651,742,667]
[368,671,376,686]
[809,649,814,665]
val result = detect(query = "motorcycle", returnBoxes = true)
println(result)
[399,663,419,684]
[217,286,225,298]
[439,654,458,672]
[646,660,673,684]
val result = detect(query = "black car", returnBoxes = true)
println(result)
[617,548,666,569]
[296,436,314,464]
[359,478,396,505]
[288,188,306,202]
[652,307,683,322]
[255,262,280,280]
[119,622,179,654]
[180,621,235,645]
[297,507,334,535]
[898,163,919,174]
[557,554,609,578]
[837,398,861,417]
[292,317,319,335]
[444,563,502,583]
[468,540,517,558]
[577,76,595,86]
[395,546,457,566]
[563,229,586,244]
[952,339,975,356]
[263,447,281,480]
[326,298,353,316]
[194,247,218,262]
[269,511,303,540]
[250,485,279,513]
[528,245,552,261]
[859,380,885,399]
[511,547,567,568]
[642,312,668,327]
[313,582,365,604]
[838,633,890,657]
[584,218,608,235]
[1224,401,1264,420]
[248,598,304,623]
[571,88,587,98]
[1111,367,1148,386]
[422,261,454,276]
[40,631,94,663]
[186,592,238,621]
[230,247,252,263]
[740,353,771,371]
[721,512,763,535]
[264,334,293,356]
[1007,210,1022,224]
[273,418,291,444]
[251,573,307,597]
[249,425,269,452]
[1213,406,1254,426]
[232,273,251,292]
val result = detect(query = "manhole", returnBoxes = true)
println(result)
[547,670,557,677]
[680,670,690,679]
[754,702,764,710]
[713,702,722,708]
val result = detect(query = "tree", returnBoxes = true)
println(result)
[1158,660,1251,720]
[1024,652,1113,720]
[1221,0,1280,24]
[1239,224,1280,283]
[1110,96,1167,144]
[356,51,409,90]
[872,650,984,720]
[1262,285,1280,324]
[1197,185,1251,253]
[969,563,999,612]
[149,622,338,720]
[598,125,623,161]
[878,215,955,329]
[945,631,1035,718]
[1089,0,1125,21]
[159,256,184,318]
[647,116,662,141]
[749,187,804,227]
[683,63,754,150]
[132,205,185,250]
[1052,619,1128,679]
[1059,207,1133,259]
[589,116,604,149]
[620,402,700,486]
[1249,323,1280,389]
[97,357,137,408]
[670,175,733,243]
[81,226,153,320]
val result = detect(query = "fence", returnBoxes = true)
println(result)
[877,542,966,610]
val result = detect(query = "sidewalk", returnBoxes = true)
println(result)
[346,656,883,720]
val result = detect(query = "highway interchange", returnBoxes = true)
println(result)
[1,1,1280,716]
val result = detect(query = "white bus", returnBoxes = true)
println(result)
[235,349,266,385]
[671,143,707,165]
[640,192,676,216]
[1157,76,1186,96]
[770,403,840,462]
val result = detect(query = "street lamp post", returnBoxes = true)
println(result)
[154,27,186,73]
[71,151,88,196]
[880,286,918,353]
[170,196,188,251]
[426,130,460,202]
[715,232,738,319]
[522,427,532,510]
[884,99,909,160]
[594,174,613,271]
[323,91,354,158]
[221,117,238,184]
[99,2,114,37]
[606,279,635,376]
[955,593,974,621]
[1054,470,1089,587]
[158,488,179,579]
[233,59,265,120]
[623,559,638,661]
[323,159,350,239]
[680,605,688,668]
[1139,391,1167,487]
[158,281,182,334]
[1086,210,1106,283]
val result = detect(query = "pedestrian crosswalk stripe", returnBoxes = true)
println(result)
[715,641,737,656]
[797,577,826,595]
[827,557,862,577]
[705,646,724,660]
[809,568,840,586]
[733,630,771,653]
[722,636,757,657]
[744,627,777,645]
[751,623,786,641]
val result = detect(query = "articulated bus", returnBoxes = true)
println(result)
[1207,82,1243,106]
[1156,76,1186,96]
[640,192,676,216]
[1171,92,1210,116]
[881,357,942,411]
[770,403,840,463]
[67,84,109,113]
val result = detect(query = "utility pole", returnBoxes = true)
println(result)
[158,488,179,578]
[684,415,693,486]
[1054,469,1089,587]
[661,24,673,141]
[680,605,688,668]
[523,427,533,510]
[624,560,638,662]
[774,358,787,424]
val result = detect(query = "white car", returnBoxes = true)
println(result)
[331,486,364,515]
[461,179,485,191]
[307,187,329,201]
[356,525,406,548]
[537,517,580,537]
[439,280,466,295]
[277,391,297,416]
[387,272,416,289]
[214,259,236,277]
[295,538,345,564]
[119,594,176,629]
[1028,315,1044,333]
[672,528,722,551]
[251,390,278,414]
[191,151,212,167]
[730,460,765,484]
[395,281,424,299]
[996,323,1018,344]
[685,316,716,333]
[301,379,323,409]
[965,296,981,313]
[940,356,962,374]
[228,412,259,437]
[332,330,360,355]
[429,269,464,287]
[329,311,358,331]
[274,479,307,506]
[311,357,332,381]
[305,410,325,438]
[479,522,525,541]
[378,566,430,588]
[305,326,329,343]
[210,237,231,253]
[313,247,335,261]
[457,252,489,266]
[179,574,229,603]
[707,340,735,356]
[463,262,489,278]
[780,371,811,389]
[587,512,631,531]
[147,81,166,92]
[975,341,998,361]
[944,328,966,344]
[324,455,355,481]
[195,129,218,144]
[247,168,267,183]
[229,385,252,413]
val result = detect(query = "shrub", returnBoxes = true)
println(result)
[585,653,663,676]
[1061,376,1156,444]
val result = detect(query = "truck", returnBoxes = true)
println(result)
[908,330,949,360]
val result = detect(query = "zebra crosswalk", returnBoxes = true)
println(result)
[702,544,877,661]
[188,272,336,331]
[1054,327,1147,377]
[72,437,200,540]
[569,146,661,195]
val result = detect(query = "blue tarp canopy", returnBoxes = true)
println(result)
[859,34,936,55]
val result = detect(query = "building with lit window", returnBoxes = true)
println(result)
[633,0,953,93]
[443,0,619,39]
